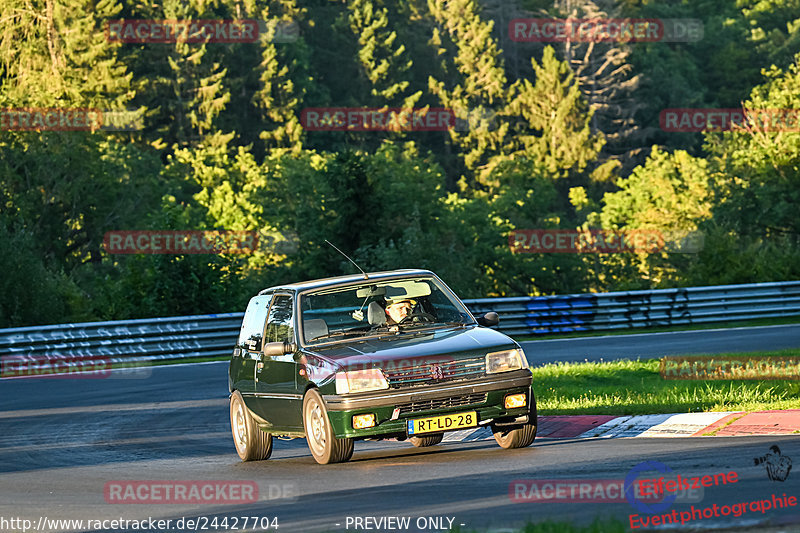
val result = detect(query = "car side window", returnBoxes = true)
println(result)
[238,295,270,351]
[264,294,295,345]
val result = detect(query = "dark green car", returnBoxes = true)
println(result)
[228,269,536,464]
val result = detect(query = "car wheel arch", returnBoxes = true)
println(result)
[300,384,319,436]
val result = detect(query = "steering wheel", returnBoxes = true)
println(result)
[399,311,436,324]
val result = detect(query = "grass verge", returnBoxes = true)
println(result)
[533,349,800,415]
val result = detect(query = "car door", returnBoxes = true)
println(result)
[230,294,271,415]
[251,293,304,430]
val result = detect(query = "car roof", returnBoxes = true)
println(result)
[257,269,436,295]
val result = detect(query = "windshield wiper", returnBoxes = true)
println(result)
[309,329,369,341]
[400,319,470,327]
[376,321,467,334]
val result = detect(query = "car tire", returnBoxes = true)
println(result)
[230,390,273,461]
[409,433,444,447]
[492,394,538,449]
[303,389,354,464]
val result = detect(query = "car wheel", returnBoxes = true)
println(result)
[409,433,444,447]
[492,395,538,449]
[230,390,273,461]
[303,389,354,464]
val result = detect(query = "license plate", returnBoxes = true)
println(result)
[406,411,477,435]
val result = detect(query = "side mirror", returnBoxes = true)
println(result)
[263,341,296,356]
[477,312,499,327]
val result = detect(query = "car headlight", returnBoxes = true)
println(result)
[335,368,389,394]
[485,348,528,374]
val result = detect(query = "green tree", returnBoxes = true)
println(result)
[348,0,421,108]
[742,0,800,70]
[588,147,712,288]
[503,46,604,180]
[484,157,592,296]
[0,0,131,108]
[124,0,231,148]
[0,0,165,324]
[0,226,85,327]
[594,147,712,232]
[427,0,509,186]
[706,55,800,239]
[693,53,800,285]
[353,144,502,296]
[520,0,645,175]
[253,0,310,153]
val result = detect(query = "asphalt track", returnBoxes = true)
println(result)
[520,324,800,364]
[1,325,800,533]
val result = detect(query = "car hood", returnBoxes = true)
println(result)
[303,325,518,369]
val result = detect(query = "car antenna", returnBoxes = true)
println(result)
[325,240,369,279]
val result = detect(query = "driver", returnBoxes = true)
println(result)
[385,298,416,325]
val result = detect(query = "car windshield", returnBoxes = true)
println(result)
[300,276,474,344]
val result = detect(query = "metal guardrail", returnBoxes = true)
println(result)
[464,280,800,336]
[0,313,245,368]
[1,281,799,368]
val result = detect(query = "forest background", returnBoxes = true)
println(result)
[2,0,799,327]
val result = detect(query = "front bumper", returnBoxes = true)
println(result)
[323,369,533,439]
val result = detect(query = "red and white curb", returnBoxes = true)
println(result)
[578,412,738,438]
[442,410,800,442]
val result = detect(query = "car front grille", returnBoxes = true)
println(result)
[383,356,485,388]
[395,393,488,415]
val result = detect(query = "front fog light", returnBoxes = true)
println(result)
[505,393,527,409]
[352,413,376,429]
